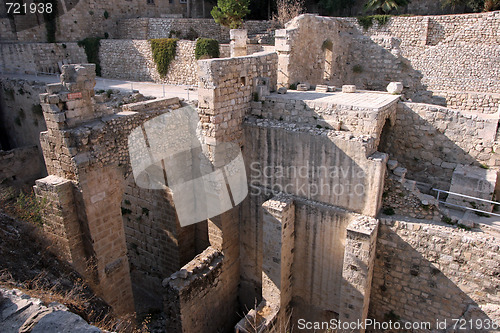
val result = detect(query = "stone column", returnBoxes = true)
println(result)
[261,194,295,328]
[275,29,291,89]
[230,29,248,58]
[339,216,379,333]
[34,175,87,274]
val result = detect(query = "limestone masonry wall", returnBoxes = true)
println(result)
[0,43,86,75]
[0,146,46,187]
[118,18,272,42]
[243,118,386,216]
[370,218,500,330]
[278,12,500,114]
[0,78,47,151]
[0,0,187,42]
[381,102,499,188]
[197,51,277,146]
[100,39,198,85]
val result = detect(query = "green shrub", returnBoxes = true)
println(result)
[441,215,453,224]
[374,14,391,25]
[103,10,109,19]
[78,37,102,76]
[195,38,220,60]
[357,16,373,30]
[150,38,178,78]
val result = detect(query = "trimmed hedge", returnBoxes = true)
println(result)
[195,38,220,60]
[150,38,178,78]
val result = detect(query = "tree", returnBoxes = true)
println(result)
[364,0,409,14]
[211,0,251,29]
[272,0,305,28]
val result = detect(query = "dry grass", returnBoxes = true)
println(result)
[0,185,153,332]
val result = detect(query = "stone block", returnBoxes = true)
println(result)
[342,85,356,93]
[315,85,328,93]
[387,82,403,94]
[447,164,497,212]
[393,167,407,178]
[297,83,309,91]
[387,160,398,170]
[277,87,287,94]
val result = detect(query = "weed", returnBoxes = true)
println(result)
[441,215,454,225]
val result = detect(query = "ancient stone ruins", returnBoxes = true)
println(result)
[1,6,500,333]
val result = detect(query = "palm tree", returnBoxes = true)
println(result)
[364,0,410,14]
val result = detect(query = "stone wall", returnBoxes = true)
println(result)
[100,39,198,85]
[251,92,397,137]
[197,51,278,147]
[243,118,387,216]
[0,78,47,150]
[0,146,46,188]
[0,0,203,42]
[369,218,500,330]
[35,64,189,315]
[292,200,357,323]
[0,42,86,75]
[277,12,500,114]
[118,18,273,42]
[380,102,499,189]
[122,175,209,312]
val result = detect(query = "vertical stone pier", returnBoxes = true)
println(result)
[262,195,295,328]
[339,217,379,333]
[230,29,248,58]
[236,194,295,332]
[35,64,135,315]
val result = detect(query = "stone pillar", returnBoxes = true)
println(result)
[230,29,247,58]
[339,217,379,333]
[235,194,295,333]
[275,29,291,89]
[34,175,87,274]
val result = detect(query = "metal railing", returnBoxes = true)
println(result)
[433,188,500,217]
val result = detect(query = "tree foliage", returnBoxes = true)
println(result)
[211,0,251,29]
[272,0,305,28]
[150,38,178,78]
[195,38,220,59]
[364,0,409,14]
